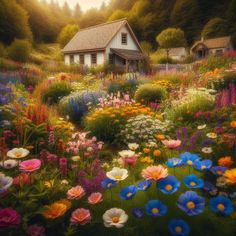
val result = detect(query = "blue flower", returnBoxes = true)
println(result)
[194,160,212,171]
[145,200,167,217]
[137,179,152,191]
[210,196,234,215]
[184,174,204,189]
[168,219,190,236]
[101,178,117,189]
[132,207,144,219]
[166,158,183,168]
[203,181,217,195]
[180,152,200,166]
[210,166,227,176]
[177,191,205,216]
[120,185,137,200]
[157,175,180,194]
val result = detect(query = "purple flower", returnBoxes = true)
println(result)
[26,224,45,236]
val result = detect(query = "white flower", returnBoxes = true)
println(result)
[0,173,13,193]
[216,176,227,188]
[202,147,213,154]
[128,143,139,151]
[71,156,80,162]
[118,150,135,158]
[106,167,128,181]
[103,208,128,228]
[61,179,69,185]
[197,124,206,130]
[206,132,217,139]
[0,159,18,169]
[7,148,29,159]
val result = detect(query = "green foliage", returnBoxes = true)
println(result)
[42,81,73,105]
[0,0,32,44]
[108,10,127,22]
[202,18,229,39]
[156,28,187,49]
[140,41,153,55]
[57,24,80,48]
[134,84,168,103]
[8,39,31,62]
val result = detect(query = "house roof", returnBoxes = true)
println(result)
[111,48,146,60]
[168,47,186,56]
[191,36,231,51]
[62,19,142,54]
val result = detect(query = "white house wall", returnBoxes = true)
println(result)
[106,25,140,60]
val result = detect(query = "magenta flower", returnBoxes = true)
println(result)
[0,208,21,229]
[26,224,45,236]
[19,159,41,172]
[162,139,182,149]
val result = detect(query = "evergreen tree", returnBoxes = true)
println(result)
[74,3,82,19]
[63,1,71,17]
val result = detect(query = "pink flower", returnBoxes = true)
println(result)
[88,192,103,205]
[121,156,138,166]
[142,165,168,181]
[19,159,41,172]
[26,224,45,236]
[70,208,91,225]
[67,185,85,200]
[162,139,181,149]
[13,173,30,186]
[0,208,21,229]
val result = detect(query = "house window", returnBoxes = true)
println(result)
[69,55,74,64]
[79,54,84,65]
[121,33,127,45]
[91,53,97,65]
[109,53,114,64]
[215,49,223,55]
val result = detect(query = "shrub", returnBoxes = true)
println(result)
[59,90,104,123]
[134,84,168,103]
[167,88,216,121]
[118,114,171,144]
[8,39,31,62]
[42,81,73,105]
[84,104,153,143]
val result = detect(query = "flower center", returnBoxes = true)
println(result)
[107,183,112,188]
[151,172,160,180]
[143,185,147,190]
[152,208,159,214]
[217,203,225,211]
[175,226,182,233]
[15,151,22,158]
[126,192,133,197]
[217,171,222,175]
[115,175,122,180]
[190,181,196,186]
[187,160,193,165]
[112,216,119,223]
[165,184,173,191]
[201,165,206,170]
[187,201,195,209]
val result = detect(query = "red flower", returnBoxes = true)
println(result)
[0,208,21,229]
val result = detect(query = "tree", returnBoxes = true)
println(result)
[140,41,153,55]
[74,3,82,19]
[0,0,32,44]
[63,1,71,17]
[156,28,186,62]
[170,0,200,44]
[108,10,127,22]
[8,39,31,62]
[202,18,229,39]
[57,24,80,48]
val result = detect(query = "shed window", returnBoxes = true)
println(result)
[79,54,84,64]
[91,53,97,65]
[69,55,74,64]
[215,49,223,55]
[121,33,127,45]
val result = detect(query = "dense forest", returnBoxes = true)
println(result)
[0,0,236,49]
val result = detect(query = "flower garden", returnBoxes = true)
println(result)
[1,55,236,236]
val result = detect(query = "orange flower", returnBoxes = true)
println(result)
[42,199,71,219]
[155,134,165,140]
[142,165,168,181]
[143,148,150,154]
[153,150,161,157]
[67,185,85,200]
[230,121,236,128]
[218,156,233,168]
[224,169,236,184]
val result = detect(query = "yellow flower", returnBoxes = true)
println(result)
[44,180,54,188]
[141,157,154,164]
[224,169,236,184]
[42,199,71,219]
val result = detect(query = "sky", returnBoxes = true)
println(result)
[47,0,109,11]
